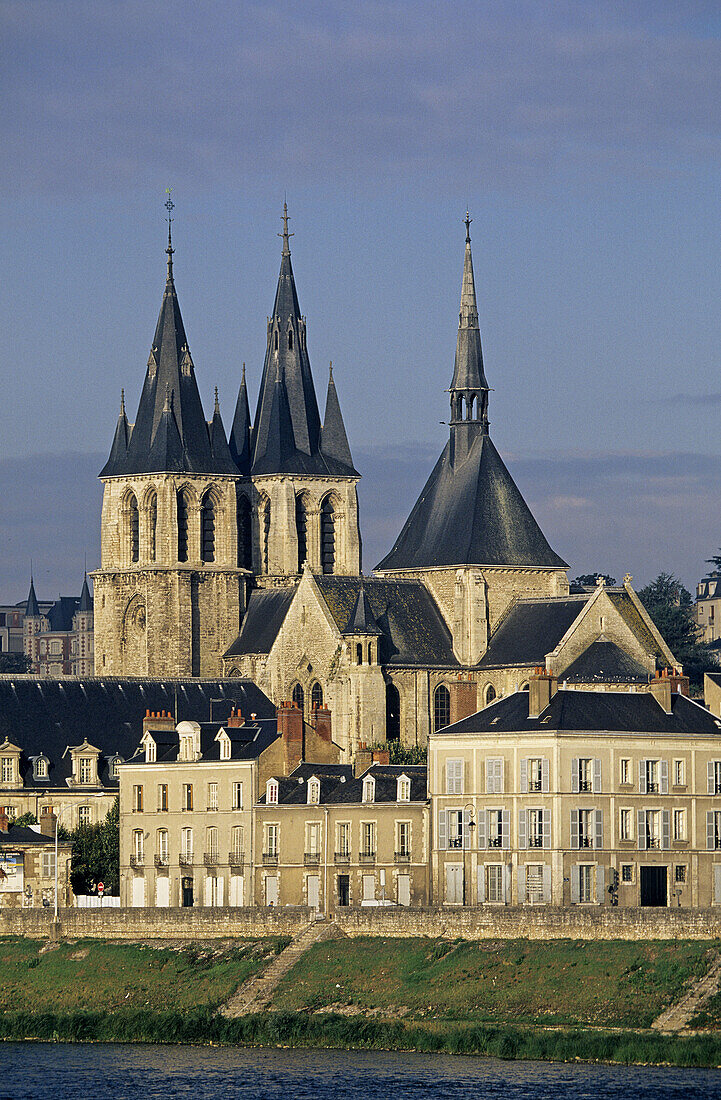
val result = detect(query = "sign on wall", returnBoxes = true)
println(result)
[0,853,24,892]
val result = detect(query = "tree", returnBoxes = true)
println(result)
[11,812,38,828]
[68,798,119,896]
[0,653,32,673]
[572,573,616,588]
[637,572,718,691]
[706,550,721,572]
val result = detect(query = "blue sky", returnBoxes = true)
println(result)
[2,1,721,600]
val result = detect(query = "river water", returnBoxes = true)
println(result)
[1,1044,719,1099]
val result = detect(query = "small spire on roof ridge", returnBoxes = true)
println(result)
[329,360,334,381]
[464,210,472,244]
[120,388,126,416]
[214,386,220,414]
[163,383,171,412]
[164,189,175,282]
[278,201,294,256]
[241,362,246,383]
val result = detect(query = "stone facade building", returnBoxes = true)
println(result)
[696,572,721,644]
[0,810,73,909]
[23,576,94,677]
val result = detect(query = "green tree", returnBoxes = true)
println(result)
[0,653,32,673]
[637,573,718,691]
[572,573,616,588]
[388,742,427,766]
[10,812,38,828]
[706,549,721,572]
[68,798,119,896]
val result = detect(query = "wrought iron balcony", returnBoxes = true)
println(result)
[488,836,503,848]
[359,851,376,864]
[448,836,463,849]
[229,851,245,869]
[179,852,193,866]
[262,852,278,866]
[579,836,592,848]
[394,851,410,863]
[204,852,219,866]
[304,852,321,866]
[647,781,659,793]
[579,780,592,792]
[129,854,144,868]
[529,780,543,792]
[334,851,350,863]
[528,836,544,848]
[154,854,169,868]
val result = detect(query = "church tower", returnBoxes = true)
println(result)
[92,214,246,677]
[235,205,361,583]
[375,214,569,662]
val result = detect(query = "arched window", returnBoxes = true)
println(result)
[484,683,497,706]
[367,642,374,664]
[292,683,305,715]
[356,643,363,665]
[434,684,450,732]
[320,496,335,574]
[201,492,215,562]
[311,682,323,710]
[386,682,401,742]
[236,493,252,570]
[177,490,189,562]
[260,496,271,572]
[128,494,139,562]
[148,492,157,562]
[519,682,529,692]
[288,328,293,351]
[295,494,308,572]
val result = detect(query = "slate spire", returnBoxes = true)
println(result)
[229,364,252,474]
[79,573,93,613]
[343,580,382,635]
[101,390,132,475]
[101,218,236,477]
[319,363,355,473]
[449,213,490,464]
[25,576,40,617]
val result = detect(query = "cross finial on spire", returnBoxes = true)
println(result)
[329,360,334,381]
[165,188,175,281]
[464,210,472,244]
[214,385,220,414]
[120,388,126,416]
[242,362,246,382]
[278,201,294,255]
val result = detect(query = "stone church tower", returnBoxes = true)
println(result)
[93,224,245,677]
[375,215,569,662]
[231,204,361,584]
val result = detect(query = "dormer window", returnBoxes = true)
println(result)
[180,735,193,761]
[1,757,15,784]
[145,740,157,764]
[362,776,375,804]
[219,734,231,761]
[267,779,279,805]
[79,757,93,784]
[308,778,320,805]
[108,756,122,779]
[34,757,49,781]
[397,775,411,802]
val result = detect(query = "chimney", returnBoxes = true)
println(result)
[0,810,9,834]
[372,749,390,765]
[277,701,303,774]
[528,667,558,719]
[354,744,372,777]
[226,707,244,728]
[311,705,332,744]
[39,810,56,838]
[649,669,673,714]
[668,668,690,697]
[142,709,175,736]
[449,676,478,725]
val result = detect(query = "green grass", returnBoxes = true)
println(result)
[689,990,721,1030]
[0,936,290,1013]
[269,937,717,1028]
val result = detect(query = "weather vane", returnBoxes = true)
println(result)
[165,189,175,279]
[464,210,472,243]
[165,188,175,223]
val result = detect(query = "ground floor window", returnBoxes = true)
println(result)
[621,863,634,883]
[487,864,504,903]
[579,864,593,903]
[525,864,544,904]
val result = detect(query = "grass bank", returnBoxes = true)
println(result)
[1,1008,721,1067]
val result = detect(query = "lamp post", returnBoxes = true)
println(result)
[464,803,476,906]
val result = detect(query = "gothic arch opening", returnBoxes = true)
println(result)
[320,494,336,575]
[146,490,157,562]
[126,492,139,563]
[259,495,271,573]
[484,683,497,706]
[292,682,305,715]
[236,491,252,570]
[434,684,450,732]
[386,682,401,742]
[177,488,193,563]
[311,681,323,710]
[121,594,147,672]
[295,493,309,572]
[200,491,216,563]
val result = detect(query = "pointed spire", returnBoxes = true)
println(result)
[343,580,382,635]
[208,386,236,469]
[230,363,252,474]
[320,362,356,473]
[279,201,294,256]
[26,576,40,618]
[100,389,132,476]
[449,212,490,464]
[165,189,175,283]
[79,573,93,613]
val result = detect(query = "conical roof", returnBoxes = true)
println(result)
[343,581,382,635]
[319,364,356,474]
[79,574,93,613]
[229,365,252,474]
[25,577,40,617]
[100,391,132,476]
[451,216,489,396]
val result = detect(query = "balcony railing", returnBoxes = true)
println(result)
[529,780,543,792]
[204,852,219,866]
[304,852,321,866]
[647,836,660,849]
[579,836,592,848]
[528,836,544,848]
[579,780,592,792]
[334,851,350,863]
[229,851,245,869]
[359,851,376,864]
[262,852,278,866]
[488,836,503,848]
[154,854,169,868]
[448,836,463,849]
[179,852,193,866]
[394,851,410,863]
[647,781,659,793]
[129,854,144,868]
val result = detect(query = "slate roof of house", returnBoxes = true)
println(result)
[145,718,281,764]
[435,688,721,737]
[561,638,650,684]
[477,596,590,669]
[0,824,59,848]
[607,590,667,663]
[258,763,427,805]
[0,678,274,789]
[45,597,81,633]
[224,587,299,657]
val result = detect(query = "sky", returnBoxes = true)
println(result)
[2,1,721,601]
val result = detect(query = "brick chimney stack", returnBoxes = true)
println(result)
[649,669,673,714]
[226,707,244,728]
[277,701,304,774]
[142,710,176,737]
[311,705,332,743]
[528,667,558,719]
[39,810,56,838]
[449,676,478,725]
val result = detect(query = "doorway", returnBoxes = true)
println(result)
[640,865,667,906]
[445,864,463,905]
[307,874,320,910]
[265,875,279,906]
[181,877,194,907]
[337,875,350,906]
[397,874,411,906]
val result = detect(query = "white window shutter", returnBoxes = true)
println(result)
[595,864,605,905]
[570,810,579,850]
[477,866,486,904]
[463,810,471,850]
[501,809,510,850]
[520,758,527,793]
[438,809,447,851]
[714,864,721,905]
[204,877,213,906]
[707,811,715,851]
[660,760,669,795]
[661,809,670,850]
[542,758,550,793]
[519,863,527,903]
[638,810,647,850]
[639,759,647,795]
[216,875,224,906]
[708,761,715,796]
[593,758,602,794]
[486,761,494,795]
[503,863,512,904]
[542,864,552,904]
[595,809,603,851]
[477,810,487,849]
[571,758,579,794]
[542,809,551,849]
[495,758,504,794]
[570,865,580,903]
[518,809,527,849]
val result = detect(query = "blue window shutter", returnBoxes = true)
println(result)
[518,809,527,849]
[593,758,602,794]
[570,810,579,850]
[571,865,580,903]
[571,758,579,794]
[595,809,603,851]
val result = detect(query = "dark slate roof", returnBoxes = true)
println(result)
[45,596,81,633]
[224,587,298,658]
[561,638,650,684]
[477,596,589,669]
[451,224,488,395]
[319,366,356,474]
[343,583,382,635]
[607,590,668,663]
[316,576,458,667]
[25,579,40,617]
[79,575,93,613]
[101,241,237,477]
[0,677,274,789]
[146,718,281,765]
[250,209,358,478]
[259,763,427,805]
[0,824,56,848]
[375,433,567,572]
[229,366,252,474]
[436,688,721,737]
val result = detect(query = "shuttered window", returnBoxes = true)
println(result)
[446,759,463,795]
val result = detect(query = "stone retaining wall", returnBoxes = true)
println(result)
[3,905,721,942]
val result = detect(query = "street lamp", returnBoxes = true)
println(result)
[464,804,476,906]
